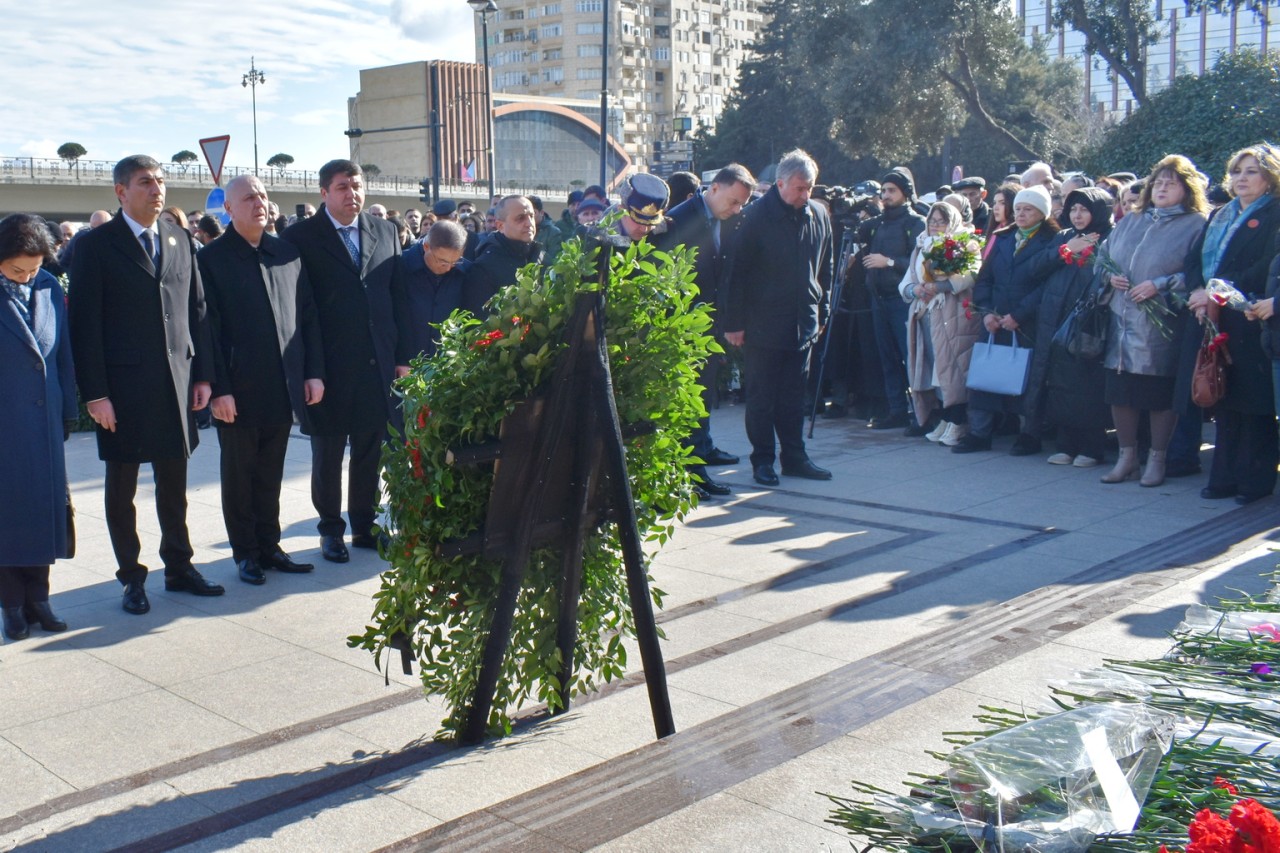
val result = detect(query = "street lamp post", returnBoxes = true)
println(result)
[242,57,266,176]
[467,0,498,201]
[600,0,609,186]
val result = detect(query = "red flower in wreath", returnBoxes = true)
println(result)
[1247,218,1260,228]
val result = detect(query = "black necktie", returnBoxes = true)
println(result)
[139,230,157,266]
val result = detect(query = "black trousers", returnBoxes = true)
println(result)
[1208,410,1279,499]
[105,458,194,584]
[218,423,291,560]
[0,566,50,607]
[744,345,810,468]
[311,430,382,539]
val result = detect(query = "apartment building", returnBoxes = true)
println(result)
[475,0,768,172]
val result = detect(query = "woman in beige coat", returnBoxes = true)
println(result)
[899,202,983,445]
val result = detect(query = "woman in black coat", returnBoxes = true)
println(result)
[1024,187,1115,467]
[951,186,1057,454]
[1184,145,1280,504]
[0,214,77,640]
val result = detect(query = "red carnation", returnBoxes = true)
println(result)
[1229,799,1280,851]
[1187,808,1239,853]
[1215,777,1240,796]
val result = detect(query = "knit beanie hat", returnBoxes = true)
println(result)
[1013,185,1052,219]
[880,167,916,199]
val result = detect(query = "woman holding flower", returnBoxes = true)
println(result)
[1100,155,1208,487]
[897,202,981,444]
[1024,187,1115,467]
[1184,144,1280,503]
[951,186,1057,454]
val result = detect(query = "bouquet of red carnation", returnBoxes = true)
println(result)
[1059,241,1096,267]
[1161,796,1280,853]
[924,232,985,278]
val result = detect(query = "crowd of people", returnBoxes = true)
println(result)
[5,142,1280,643]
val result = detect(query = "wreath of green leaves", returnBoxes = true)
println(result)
[350,234,717,738]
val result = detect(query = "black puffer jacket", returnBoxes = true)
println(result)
[857,203,926,299]
[460,233,544,316]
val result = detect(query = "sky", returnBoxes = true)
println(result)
[0,0,478,175]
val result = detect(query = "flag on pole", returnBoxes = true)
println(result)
[461,160,476,184]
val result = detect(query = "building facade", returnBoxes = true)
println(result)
[347,61,630,197]
[1018,0,1278,117]
[473,0,768,173]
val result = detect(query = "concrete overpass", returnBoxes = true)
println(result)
[0,156,545,222]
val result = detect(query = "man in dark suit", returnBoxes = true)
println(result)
[198,175,326,584]
[461,195,544,317]
[282,160,412,563]
[652,164,755,498]
[69,155,221,614]
[723,149,835,487]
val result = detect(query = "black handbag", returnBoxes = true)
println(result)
[65,488,76,559]
[1053,285,1111,362]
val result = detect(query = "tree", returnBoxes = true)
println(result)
[266,152,294,172]
[1052,0,1280,108]
[172,150,197,173]
[360,162,381,178]
[57,142,87,165]
[1080,50,1280,178]
[697,0,1085,180]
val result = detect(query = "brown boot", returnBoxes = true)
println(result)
[1140,450,1167,488]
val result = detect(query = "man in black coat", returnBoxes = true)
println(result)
[282,160,412,564]
[653,163,755,497]
[723,149,834,487]
[402,220,468,360]
[69,155,221,615]
[461,195,544,317]
[954,177,992,236]
[198,176,326,585]
[859,167,928,431]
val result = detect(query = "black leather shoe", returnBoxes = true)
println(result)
[868,412,910,430]
[2,607,29,640]
[351,532,390,551]
[1009,434,1042,456]
[704,447,740,466]
[321,535,350,563]
[951,435,993,454]
[690,465,731,496]
[164,567,225,596]
[903,418,938,438]
[237,558,266,585]
[1236,492,1269,505]
[261,548,314,573]
[782,458,833,480]
[821,403,848,420]
[122,581,150,615]
[752,464,780,487]
[1164,460,1202,478]
[1200,486,1237,500]
[23,601,67,632]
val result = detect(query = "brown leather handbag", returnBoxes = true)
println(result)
[1191,325,1231,408]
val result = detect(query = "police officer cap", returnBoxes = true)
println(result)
[625,173,670,225]
[432,199,458,217]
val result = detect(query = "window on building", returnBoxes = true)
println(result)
[576,0,603,11]
[543,47,562,59]
[543,2,560,13]
[576,21,603,34]
[579,43,603,57]
[544,66,564,83]
[655,70,665,82]
[654,46,671,60]
[542,24,562,37]
[577,67,603,79]
[701,31,711,44]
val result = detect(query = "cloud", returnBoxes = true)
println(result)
[0,0,476,171]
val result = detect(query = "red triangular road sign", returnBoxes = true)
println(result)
[199,135,231,186]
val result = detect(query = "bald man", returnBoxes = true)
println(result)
[198,175,326,584]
